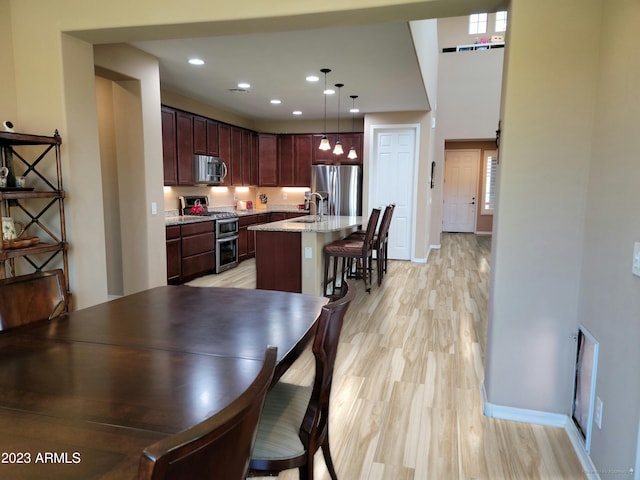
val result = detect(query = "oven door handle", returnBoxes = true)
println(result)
[218,235,239,242]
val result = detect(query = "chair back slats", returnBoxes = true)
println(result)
[0,269,68,332]
[300,282,355,451]
[362,208,381,253]
[138,346,277,480]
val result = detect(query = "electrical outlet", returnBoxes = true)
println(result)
[283,192,288,200]
[594,396,603,429]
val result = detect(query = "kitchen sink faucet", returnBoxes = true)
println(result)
[305,192,325,221]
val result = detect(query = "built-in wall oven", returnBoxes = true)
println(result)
[215,216,239,273]
[178,195,239,273]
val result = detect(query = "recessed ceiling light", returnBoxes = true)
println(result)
[237,82,251,89]
[306,75,319,82]
[324,89,335,95]
[188,58,205,66]
[292,111,302,115]
[270,99,282,105]
[350,108,360,113]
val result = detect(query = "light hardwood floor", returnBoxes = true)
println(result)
[188,233,586,479]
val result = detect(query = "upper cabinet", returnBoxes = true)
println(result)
[161,105,362,187]
[176,111,195,185]
[258,134,277,187]
[161,107,177,186]
[312,133,363,165]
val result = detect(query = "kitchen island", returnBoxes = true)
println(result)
[249,215,362,295]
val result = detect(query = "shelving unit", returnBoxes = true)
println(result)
[0,130,69,299]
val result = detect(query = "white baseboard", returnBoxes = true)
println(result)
[107,294,123,301]
[475,231,493,236]
[481,383,600,479]
[412,256,428,264]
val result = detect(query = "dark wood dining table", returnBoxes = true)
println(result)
[0,285,328,479]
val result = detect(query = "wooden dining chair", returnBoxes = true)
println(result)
[138,346,278,480]
[0,269,68,332]
[323,208,380,294]
[248,281,355,480]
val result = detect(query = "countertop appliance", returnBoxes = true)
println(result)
[178,195,239,273]
[311,165,362,216]
[194,155,228,185]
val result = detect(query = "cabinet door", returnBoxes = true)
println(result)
[241,129,252,185]
[207,119,219,156]
[338,133,363,164]
[312,134,338,164]
[166,225,181,283]
[238,226,249,261]
[161,107,177,186]
[230,126,243,186]
[278,134,295,186]
[258,134,278,186]
[294,134,313,186]
[193,116,207,154]
[176,111,195,185]
[250,132,259,186]
[218,124,231,186]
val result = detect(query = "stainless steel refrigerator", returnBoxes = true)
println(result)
[311,165,362,216]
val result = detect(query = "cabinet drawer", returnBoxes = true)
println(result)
[182,232,215,257]
[182,252,215,278]
[181,221,214,236]
[166,225,181,240]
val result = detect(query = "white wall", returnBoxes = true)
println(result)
[431,46,503,245]
[577,0,640,473]
[485,0,600,415]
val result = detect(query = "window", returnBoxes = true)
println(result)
[469,13,488,35]
[482,150,498,214]
[495,11,508,33]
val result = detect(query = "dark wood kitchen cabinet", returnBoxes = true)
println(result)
[312,132,363,165]
[176,111,195,185]
[230,126,243,185]
[161,107,177,186]
[166,225,181,284]
[217,123,231,186]
[258,134,278,186]
[294,134,313,185]
[278,134,295,186]
[193,115,207,154]
[278,134,313,187]
[238,213,270,262]
[180,221,215,281]
[207,119,219,156]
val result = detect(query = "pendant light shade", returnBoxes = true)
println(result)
[348,95,359,159]
[319,69,332,151]
[333,83,344,155]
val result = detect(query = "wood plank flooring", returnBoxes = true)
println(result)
[187,233,585,479]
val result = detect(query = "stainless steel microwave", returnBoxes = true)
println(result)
[194,155,228,185]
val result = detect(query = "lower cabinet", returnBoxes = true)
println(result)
[166,225,181,284]
[166,221,215,283]
[238,214,269,262]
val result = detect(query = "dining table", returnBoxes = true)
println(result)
[0,285,328,479]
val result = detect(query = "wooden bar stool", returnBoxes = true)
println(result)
[323,209,380,295]
[347,204,395,285]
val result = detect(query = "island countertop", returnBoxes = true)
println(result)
[249,215,363,233]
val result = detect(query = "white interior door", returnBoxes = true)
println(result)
[442,149,479,232]
[370,127,416,261]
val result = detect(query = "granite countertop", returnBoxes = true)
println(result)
[248,215,363,233]
[165,208,310,226]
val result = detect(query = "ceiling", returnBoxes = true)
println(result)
[131,22,429,123]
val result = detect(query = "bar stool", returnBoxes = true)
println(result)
[347,204,395,285]
[323,208,380,295]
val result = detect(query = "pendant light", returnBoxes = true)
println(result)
[348,95,359,159]
[333,83,344,155]
[319,69,332,151]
